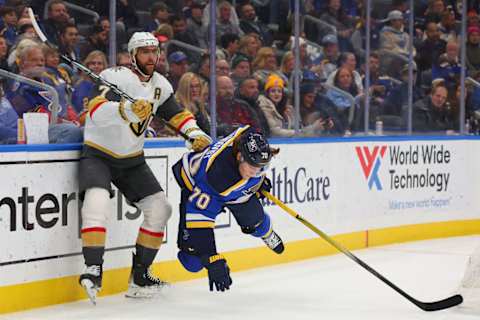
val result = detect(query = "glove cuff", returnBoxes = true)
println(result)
[201,254,225,266]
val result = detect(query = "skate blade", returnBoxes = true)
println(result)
[80,279,98,305]
[125,283,169,299]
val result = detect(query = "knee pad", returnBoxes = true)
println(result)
[241,213,272,238]
[136,191,172,232]
[81,187,111,229]
[177,250,204,272]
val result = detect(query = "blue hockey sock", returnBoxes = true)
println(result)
[177,250,204,272]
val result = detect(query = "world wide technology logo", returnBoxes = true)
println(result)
[355,146,387,190]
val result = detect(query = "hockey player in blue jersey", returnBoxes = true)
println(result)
[172,126,284,292]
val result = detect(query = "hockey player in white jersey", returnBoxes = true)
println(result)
[78,32,212,304]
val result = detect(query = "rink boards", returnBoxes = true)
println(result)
[1,136,480,314]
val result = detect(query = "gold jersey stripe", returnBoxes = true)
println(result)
[206,125,249,171]
[84,140,144,159]
[220,179,248,196]
[181,167,193,191]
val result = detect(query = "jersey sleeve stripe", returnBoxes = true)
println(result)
[89,99,107,118]
[186,221,215,228]
[220,179,248,196]
[177,115,195,131]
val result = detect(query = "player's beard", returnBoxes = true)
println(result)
[138,63,155,77]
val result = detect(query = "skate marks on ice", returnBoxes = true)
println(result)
[2,236,480,320]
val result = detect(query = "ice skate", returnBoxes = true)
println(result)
[262,229,284,254]
[79,265,102,305]
[125,253,169,298]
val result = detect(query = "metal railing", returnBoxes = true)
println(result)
[0,69,60,124]
[43,0,100,22]
[304,14,337,36]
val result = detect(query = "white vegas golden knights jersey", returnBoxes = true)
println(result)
[83,67,173,158]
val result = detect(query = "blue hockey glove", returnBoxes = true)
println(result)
[201,254,232,292]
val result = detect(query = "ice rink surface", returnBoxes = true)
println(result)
[2,235,480,320]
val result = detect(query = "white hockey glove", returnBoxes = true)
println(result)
[185,127,212,152]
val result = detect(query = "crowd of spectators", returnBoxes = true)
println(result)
[1,0,480,144]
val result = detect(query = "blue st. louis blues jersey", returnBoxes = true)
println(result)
[174,126,265,229]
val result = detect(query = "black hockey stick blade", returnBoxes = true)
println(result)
[262,191,464,312]
[414,294,463,312]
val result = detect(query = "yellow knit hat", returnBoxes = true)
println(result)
[264,74,284,92]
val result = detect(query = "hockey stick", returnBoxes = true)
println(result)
[261,190,463,312]
[27,8,192,142]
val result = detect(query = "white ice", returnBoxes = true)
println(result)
[2,235,480,320]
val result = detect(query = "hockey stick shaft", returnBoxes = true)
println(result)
[27,8,192,142]
[261,190,463,312]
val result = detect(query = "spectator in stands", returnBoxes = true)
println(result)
[238,3,273,46]
[219,33,239,63]
[416,21,446,72]
[116,51,131,68]
[0,35,8,71]
[299,82,337,135]
[432,41,460,89]
[216,75,257,134]
[237,34,260,60]
[168,13,201,63]
[379,10,415,57]
[252,47,280,89]
[326,67,358,129]
[175,72,210,133]
[58,23,80,62]
[424,0,446,23]
[79,24,109,61]
[317,34,339,81]
[0,6,17,46]
[327,52,364,94]
[468,9,480,28]
[384,62,422,117]
[258,73,312,137]
[7,43,82,143]
[72,50,107,115]
[217,75,235,101]
[319,0,355,52]
[466,26,480,72]
[17,19,36,40]
[279,51,294,89]
[215,1,243,44]
[0,88,18,144]
[351,13,381,60]
[216,59,230,77]
[234,77,270,136]
[42,0,70,46]
[363,52,397,99]
[410,84,454,132]
[43,46,72,88]
[202,0,240,29]
[230,53,251,87]
[187,2,208,49]
[448,82,473,127]
[195,53,210,85]
[167,51,188,91]
[439,9,459,42]
[146,2,171,32]
[155,49,168,75]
